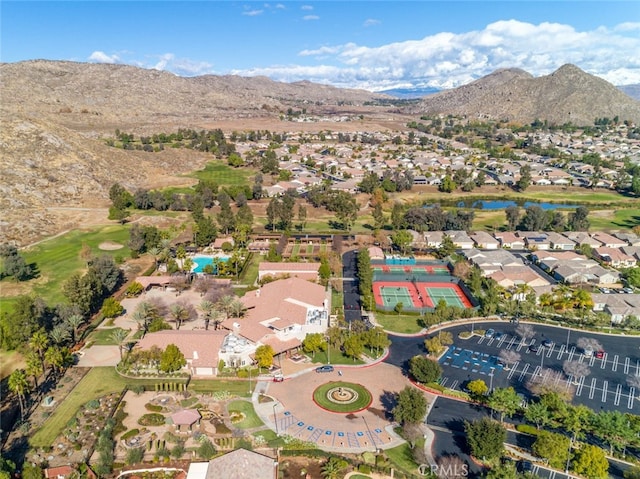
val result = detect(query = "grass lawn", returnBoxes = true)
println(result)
[188,379,252,397]
[588,208,640,230]
[0,350,25,380]
[227,400,264,429]
[384,439,424,475]
[308,346,364,365]
[88,327,131,345]
[238,252,260,289]
[331,288,343,315]
[312,381,372,413]
[375,312,424,334]
[29,367,132,447]
[1,225,131,313]
[188,161,254,187]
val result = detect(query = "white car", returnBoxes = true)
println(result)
[584,347,594,358]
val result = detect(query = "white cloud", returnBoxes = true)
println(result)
[88,51,119,63]
[363,18,380,27]
[301,5,313,10]
[242,8,263,16]
[303,15,319,21]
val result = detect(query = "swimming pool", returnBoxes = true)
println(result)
[191,255,230,273]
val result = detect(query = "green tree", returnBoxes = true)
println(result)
[622,267,640,288]
[343,334,364,359]
[572,444,609,479]
[20,463,43,479]
[393,386,428,425]
[466,379,488,399]
[435,234,456,259]
[197,438,216,459]
[483,462,518,479]
[372,202,385,229]
[110,328,129,361]
[592,409,635,454]
[25,351,43,388]
[439,175,456,193]
[391,230,413,254]
[159,344,186,373]
[254,344,275,368]
[562,403,594,441]
[532,431,570,469]
[319,258,331,285]
[464,417,505,460]
[125,447,145,465]
[195,215,218,247]
[8,369,30,420]
[524,401,554,429]
[409,355,443,383]
[516,164,532,191]
[297,204,307,229]
[487,387,521,422]
[101,297,124,318]
[302,333,327,355]
[321,457,348,479]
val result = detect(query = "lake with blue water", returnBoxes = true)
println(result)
[455,200,580,210]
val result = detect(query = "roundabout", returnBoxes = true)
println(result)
[313,382,372,413]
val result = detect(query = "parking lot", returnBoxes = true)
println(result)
[438,323,640,413]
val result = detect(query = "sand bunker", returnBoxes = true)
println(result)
[98,241,124,251]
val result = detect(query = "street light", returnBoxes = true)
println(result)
[248,367,252,394]
[489,368,495,392]
[325,336,331,365]
[273,403,279,436]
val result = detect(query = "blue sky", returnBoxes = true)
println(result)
[2,1,640,90]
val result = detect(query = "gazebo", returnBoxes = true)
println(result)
[171,409,201,432]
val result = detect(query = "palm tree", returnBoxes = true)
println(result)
[45,346,74,377]
[199,300,221,330]
[29,329,50,372]
[229,300,245,319]
[217,295,236,319]
[65,314,85,343]
[8,369,31,421]
[169,303,189,330]
[50,324,71,346]
[148,246,160,268]
[25,351,43,388]
[110,329,130,361]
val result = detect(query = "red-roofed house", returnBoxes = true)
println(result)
[222,277,329,360]
[136,330,227,376]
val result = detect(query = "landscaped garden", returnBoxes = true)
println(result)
[312,381,372,413]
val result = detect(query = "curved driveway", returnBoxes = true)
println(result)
[255,362,417,453]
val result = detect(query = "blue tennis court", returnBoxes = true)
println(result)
[440,345,504,375]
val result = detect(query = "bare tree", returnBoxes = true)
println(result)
[563,360,591,384]
[516,323,535,341]
[576,337,602,352]
[498,349,521,370]
[627,375,640,397]
[527,368,575,400]
[436,455,468,479]
[402,422,423,449]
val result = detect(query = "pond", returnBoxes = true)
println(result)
[451,200,580,210]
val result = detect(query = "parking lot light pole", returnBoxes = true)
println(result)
[273,403,279,436]
[540,346,545,374]
[566,328,571,349]
[489,368,495,392]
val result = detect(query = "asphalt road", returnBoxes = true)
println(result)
[342,250,362,323]
[427,397,630,479]
[386,320,640,414]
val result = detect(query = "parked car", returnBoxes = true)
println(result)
[595,350,605,359]
[527,344,539,353]
[273,374,284,382]
[542,339,554,348]
[485,328,495,338]
[584,347,594,358]
[315,365,334,373]
[494,332,504,340]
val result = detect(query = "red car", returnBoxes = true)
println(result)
[595,350,605,359]
[273,375,284,382]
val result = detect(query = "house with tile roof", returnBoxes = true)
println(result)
[188,449,277,479]
[222,277,329,358]
[258,262,321,282]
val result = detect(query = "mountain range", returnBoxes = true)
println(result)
[1,60,640,246]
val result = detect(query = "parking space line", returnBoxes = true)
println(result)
[506,336,517,350]
[602,380,608,403]
[486,337,495,346]
[629,388,636,410]
[531,365,541,379]
[637,360,640,376]
[516,339,525,352]
[518,363,530,381]
[497,335,507,347]
[477,336,485,344]
[546,346,554,358]
[566,377,575,393]
[612,355,619,372]
[625,358,630,375]
[507,362,519,379]
[440,378,448,387]
[614,384,622,406]
[588,355,595,366]
[557,344,565,359]
[567,347,576,362]
[450,380,458,389]
[575,376,584,396]
[600,353,607,369]
[589,378,597,399]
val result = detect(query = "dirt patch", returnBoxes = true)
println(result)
[99,241,124,250]
[279,455,326,479]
